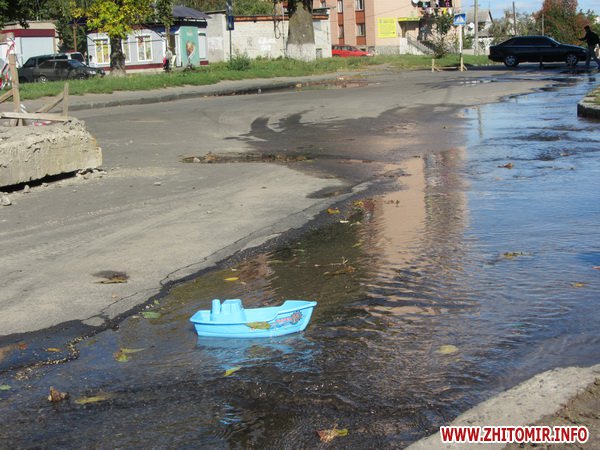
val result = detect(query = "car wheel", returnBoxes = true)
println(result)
[36,75,48,83]
[77,73,87,80]
[503,55,518,68]
[565,53,579,67]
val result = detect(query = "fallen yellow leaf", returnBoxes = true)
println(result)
[48,387,68,403]
[572,282,586,288]
[113,350,130,362]
[75,393,112,405]
[224,277,239,282]
[224,367,241,377]
[46,348,61,353]
[327,208,340,214]
[317,427,349,443]
[437,345,459,355]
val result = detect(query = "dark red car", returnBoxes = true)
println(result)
[332,45,372,57]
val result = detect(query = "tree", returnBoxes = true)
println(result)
[0,0,35,29]
[286,0,315,61]
[489,11,539,44]
[154,0,173,57]
[536,0,586,44]
[72,0,153,74]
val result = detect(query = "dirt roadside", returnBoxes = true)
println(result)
[503,378,600,450]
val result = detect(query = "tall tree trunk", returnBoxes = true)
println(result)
[110,37,126,76]
[286,0,316,61]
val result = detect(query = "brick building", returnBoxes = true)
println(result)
[314,0,460,55]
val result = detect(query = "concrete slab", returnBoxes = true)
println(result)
[0,120,101,188]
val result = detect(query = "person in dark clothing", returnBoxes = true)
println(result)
[578,25,600,68]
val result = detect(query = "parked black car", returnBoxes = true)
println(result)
[488,36,588,68]
[18,59,104,83]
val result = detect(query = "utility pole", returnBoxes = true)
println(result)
[541,13,545,36]
[512,2,517,36]
[474,0,479,56]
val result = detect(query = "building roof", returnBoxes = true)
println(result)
[173,5,210,20]
[466,9,492,23]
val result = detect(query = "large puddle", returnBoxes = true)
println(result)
[1,76,599,447]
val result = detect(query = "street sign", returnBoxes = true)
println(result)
[453,13,466,26]
[226,0,234,31]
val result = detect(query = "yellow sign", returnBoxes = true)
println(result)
[377,18,397,38]
[398,17,421,22]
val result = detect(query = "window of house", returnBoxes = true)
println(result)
[338,25,344,39]
[337,0,343,13]
[355,0,364,10]
[136,35,152,61]
[122,38,131,62]
[356,23,366,36]
[94,38,110,64]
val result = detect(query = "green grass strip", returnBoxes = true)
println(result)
[16,54,494,100]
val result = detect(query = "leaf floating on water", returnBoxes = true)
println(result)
[499,162,514,169]
[141,311,161,319]
[120,348,145,354]
[113,350,130,362]
[75,393,112,405]
[327,208,341,215]
[317,427,349,443]
[246,321,271,330]
[324,265,356,276]
[46,348,61,353]
[48,387,68,403]
[224,277,239,282]
[572,282,586,288]
[503,252,525,259]
[18,342,27,350]
[224,367,241,377]
[0,384,11,391]
[437,345,459,355]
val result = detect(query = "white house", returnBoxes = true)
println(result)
[86,6,210,72]
[0,21,58,67]
[206,11,332,62]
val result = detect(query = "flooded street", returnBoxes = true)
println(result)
[1,74,599,448]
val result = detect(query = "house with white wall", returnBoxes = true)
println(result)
[86,6,210,72]
[206,11,332,62]
[0,21,58,67]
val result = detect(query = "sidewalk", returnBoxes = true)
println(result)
[12,72,369,114]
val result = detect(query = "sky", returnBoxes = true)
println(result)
[466,0,599,21]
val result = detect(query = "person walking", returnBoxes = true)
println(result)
[578,25,600,68]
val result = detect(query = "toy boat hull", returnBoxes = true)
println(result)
[190,299,317,338]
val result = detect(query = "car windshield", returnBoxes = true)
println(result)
[69,53,85,62]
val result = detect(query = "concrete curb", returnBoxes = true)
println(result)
[577,91,600,119]
[68,80,305,112]
[407,364,600,449]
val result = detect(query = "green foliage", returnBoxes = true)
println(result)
[489,11,541,44]
[537,0,586,44]
[426,15,455,58]
[154,0,174,28]
[74,0,153,40]
[435,14,454,36]
[176,0,273,15]
[227,53,252,71]
[0,0,35,28]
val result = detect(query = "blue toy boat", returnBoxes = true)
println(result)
[190,299,317,338]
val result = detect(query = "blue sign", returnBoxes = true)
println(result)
[453,13,466,26]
